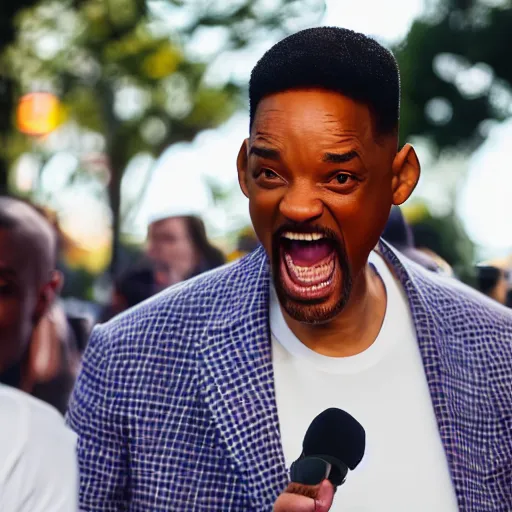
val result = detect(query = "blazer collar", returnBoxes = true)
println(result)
[378,240,488,510]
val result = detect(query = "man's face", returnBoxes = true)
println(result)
[0,229,40,372]
[146,217,198,286]
[238,89,418,324]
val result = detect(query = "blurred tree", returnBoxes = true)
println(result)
[395,0,512,153]
[4,0,325,272]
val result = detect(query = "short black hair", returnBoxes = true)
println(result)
[249,27,400,135]
[115,264,156,309]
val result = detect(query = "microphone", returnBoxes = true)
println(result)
[289,408,365,490]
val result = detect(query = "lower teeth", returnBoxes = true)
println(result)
[284,254,333,287]
[307,280,330,291]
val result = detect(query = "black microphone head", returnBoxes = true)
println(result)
[303,408,365,471]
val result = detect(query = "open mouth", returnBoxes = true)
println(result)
[278,230,338,300]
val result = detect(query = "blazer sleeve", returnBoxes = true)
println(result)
[66,326,129,511]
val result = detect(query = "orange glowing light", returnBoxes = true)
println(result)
[16,92,65,136]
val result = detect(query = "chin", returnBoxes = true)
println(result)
[275,279,350,325]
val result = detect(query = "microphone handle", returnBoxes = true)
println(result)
[288,457,333,500]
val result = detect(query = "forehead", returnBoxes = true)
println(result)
[251,89,375,146]
[150,217,187,235]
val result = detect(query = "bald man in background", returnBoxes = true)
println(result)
[0,197,78,511]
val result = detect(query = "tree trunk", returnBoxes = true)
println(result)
[98,79,126,277]
[108,148,123,276]
[0,75,12,195]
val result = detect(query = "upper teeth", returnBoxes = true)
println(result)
[282,232,324,241]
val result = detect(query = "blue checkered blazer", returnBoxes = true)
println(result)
[67,241,512,511]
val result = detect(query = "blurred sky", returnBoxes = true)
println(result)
[38,0,512,258]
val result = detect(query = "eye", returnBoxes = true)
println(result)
[336,174,351,184]
[326,172,360,192]
[262,168,278,179]
[252,167,285,189]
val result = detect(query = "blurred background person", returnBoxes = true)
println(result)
[382,205,451,275]
[100,207,226,321]
[100,262,156,321]
[227,226,260,262]
[475,265,511,306]
[0,196,79,414]
[410,221,455,278]
[147,207,226,289]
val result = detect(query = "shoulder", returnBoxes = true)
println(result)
[380,241,512,364]
[413,264,512,332]
[381,240,512,334]
[0,384,72,437]
[97,248,269,347]
[401,258,512,377]
[72,248,269,402]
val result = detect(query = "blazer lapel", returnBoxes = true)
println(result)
[194,247,288,509]
[379,241,491,511]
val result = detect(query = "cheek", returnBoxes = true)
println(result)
[185,242,197,259]
[333,192,391,266]
[248,190,280,246]
[0,297,29,344]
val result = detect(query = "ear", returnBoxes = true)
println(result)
[33,270,63,325]
[391,143,420,205]
[237,139,250,198]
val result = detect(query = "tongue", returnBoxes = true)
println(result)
[286,240,333,267]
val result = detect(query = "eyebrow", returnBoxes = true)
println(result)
[249,146,281,160]
[323,150,359,164]
[249,146,360,164]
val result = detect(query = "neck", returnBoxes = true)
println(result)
[281,261,387,357]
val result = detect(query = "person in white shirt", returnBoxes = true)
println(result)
[0,384,78,512]
[271,251,459,511]
[0,198,78,510]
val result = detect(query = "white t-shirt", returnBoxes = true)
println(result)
[271,251,459,511]
[0,385,78,512]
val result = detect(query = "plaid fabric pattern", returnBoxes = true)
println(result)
[66,241,512,511]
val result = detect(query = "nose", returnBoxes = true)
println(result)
[279,182,324,224]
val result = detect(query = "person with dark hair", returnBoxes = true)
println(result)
[100,263,157,321]
[475,265,510,305]
[227,227,260,262]
[0,196,78,510]
[382,205,451,274]
[146,209,225,288]
[68,27,512,511]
